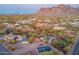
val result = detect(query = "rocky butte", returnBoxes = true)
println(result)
[37,4,79,16]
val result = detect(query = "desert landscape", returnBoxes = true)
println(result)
[0,4,79,55]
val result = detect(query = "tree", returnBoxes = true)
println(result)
[51,40,60,49]
[29,37,36,43]
[59,41,67,49]
[0,31,5,36]
[67,37,75,44]
[10,40,17,44]
[7,45,16,51]
[51,39,67,50]
[0,40,5,44]
[63,46,71,54]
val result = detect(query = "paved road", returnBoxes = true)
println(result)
[0,44,11,55]
[72,39,79,55]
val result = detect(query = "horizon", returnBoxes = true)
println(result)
[0,4,79,14]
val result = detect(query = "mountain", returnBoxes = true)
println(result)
[37,4,79,16]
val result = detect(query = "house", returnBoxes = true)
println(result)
[36,46,52,54]
[21,37,29,44]
[53,27,66,30]
[40,36,57,44]
[5,28,13,34]
[4,34,14,40]
[13,35,23,41]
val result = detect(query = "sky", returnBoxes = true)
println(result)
[0,4,79,14]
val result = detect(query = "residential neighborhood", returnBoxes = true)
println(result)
[0,4,79,55]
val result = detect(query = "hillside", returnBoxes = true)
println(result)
[37,4,79,16]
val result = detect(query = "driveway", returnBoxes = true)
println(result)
[11,42,48,55]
